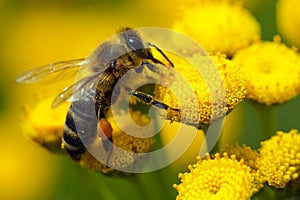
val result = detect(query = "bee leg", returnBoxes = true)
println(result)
[97,118,113,152]
[130,91,181,122]
[130,91,179,111]
[141,61,174,78]
[135,61,162,73]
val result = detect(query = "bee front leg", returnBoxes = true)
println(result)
[130,91,181,123]
[135,60,172,74]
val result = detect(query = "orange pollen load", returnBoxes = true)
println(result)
[97,118,113,140]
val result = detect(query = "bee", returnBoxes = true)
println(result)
[16,27,180,166]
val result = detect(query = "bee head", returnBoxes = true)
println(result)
[119,27,145,51]
[119,27,153,64]
[88,27,157,71]
[88,40,127,71]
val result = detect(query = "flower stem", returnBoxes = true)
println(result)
[201,120,223,154]
[210,139,220,154]
[250,100,276,141]
[75,165,119,200]
[127,174,153,200]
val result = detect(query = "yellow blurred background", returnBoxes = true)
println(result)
[1,0,295,199]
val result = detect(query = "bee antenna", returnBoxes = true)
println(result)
[147,42,174,68]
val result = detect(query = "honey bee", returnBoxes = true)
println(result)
[16,27,180,165]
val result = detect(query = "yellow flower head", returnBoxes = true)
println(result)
[233,37,300,105]
[173,153,255,200]
[21,95,69,152]
[277,0,300,48]
[258,129,300,188]
[173,0,260,55]
[155,53,247,127]
[224,144,264,190]
[224,144,259,170]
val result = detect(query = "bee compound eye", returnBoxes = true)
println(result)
[128,37,143,50]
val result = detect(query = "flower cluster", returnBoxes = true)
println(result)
[173,0,300,107]
[171,0,300,197]
[174,130,300,199]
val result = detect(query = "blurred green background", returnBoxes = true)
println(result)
[1,0,300,199]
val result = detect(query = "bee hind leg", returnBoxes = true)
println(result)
[97,118,113,152]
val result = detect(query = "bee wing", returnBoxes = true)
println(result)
[15,58,87,84]
[51,69,111,108]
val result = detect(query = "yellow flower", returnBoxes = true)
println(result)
[172,0,260,55]
[233,37,300,105]
[21,94,69,152]
[155,53,247,127]
[173,153,255,200]
[257,129,300,188]
[224,144,259,171]
[224,144,264,191]
[277,0,300,48]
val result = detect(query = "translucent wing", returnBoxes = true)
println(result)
[51,69,112,108]
[15,58,87,84]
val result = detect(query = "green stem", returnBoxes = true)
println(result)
[75,166,119,200]
[147,168,176,199]
[251,101,276,141]
[127,174,153,200]
[210,139,220,154]
[201,122,222,154]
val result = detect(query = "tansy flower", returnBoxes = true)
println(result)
[257,129,300,188]
[155,53,247,127]
[277,0,300,48]
[233,36,300,105]
[173,153,256,200]
[172,0,260,55]
[21,94,69,152]
[224,144,264,190]
[224,144,259,172]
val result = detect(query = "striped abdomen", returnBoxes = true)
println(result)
[62,98,98,161]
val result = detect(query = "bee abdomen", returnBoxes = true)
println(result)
[63,101,98,161]
[63,126,85,161]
